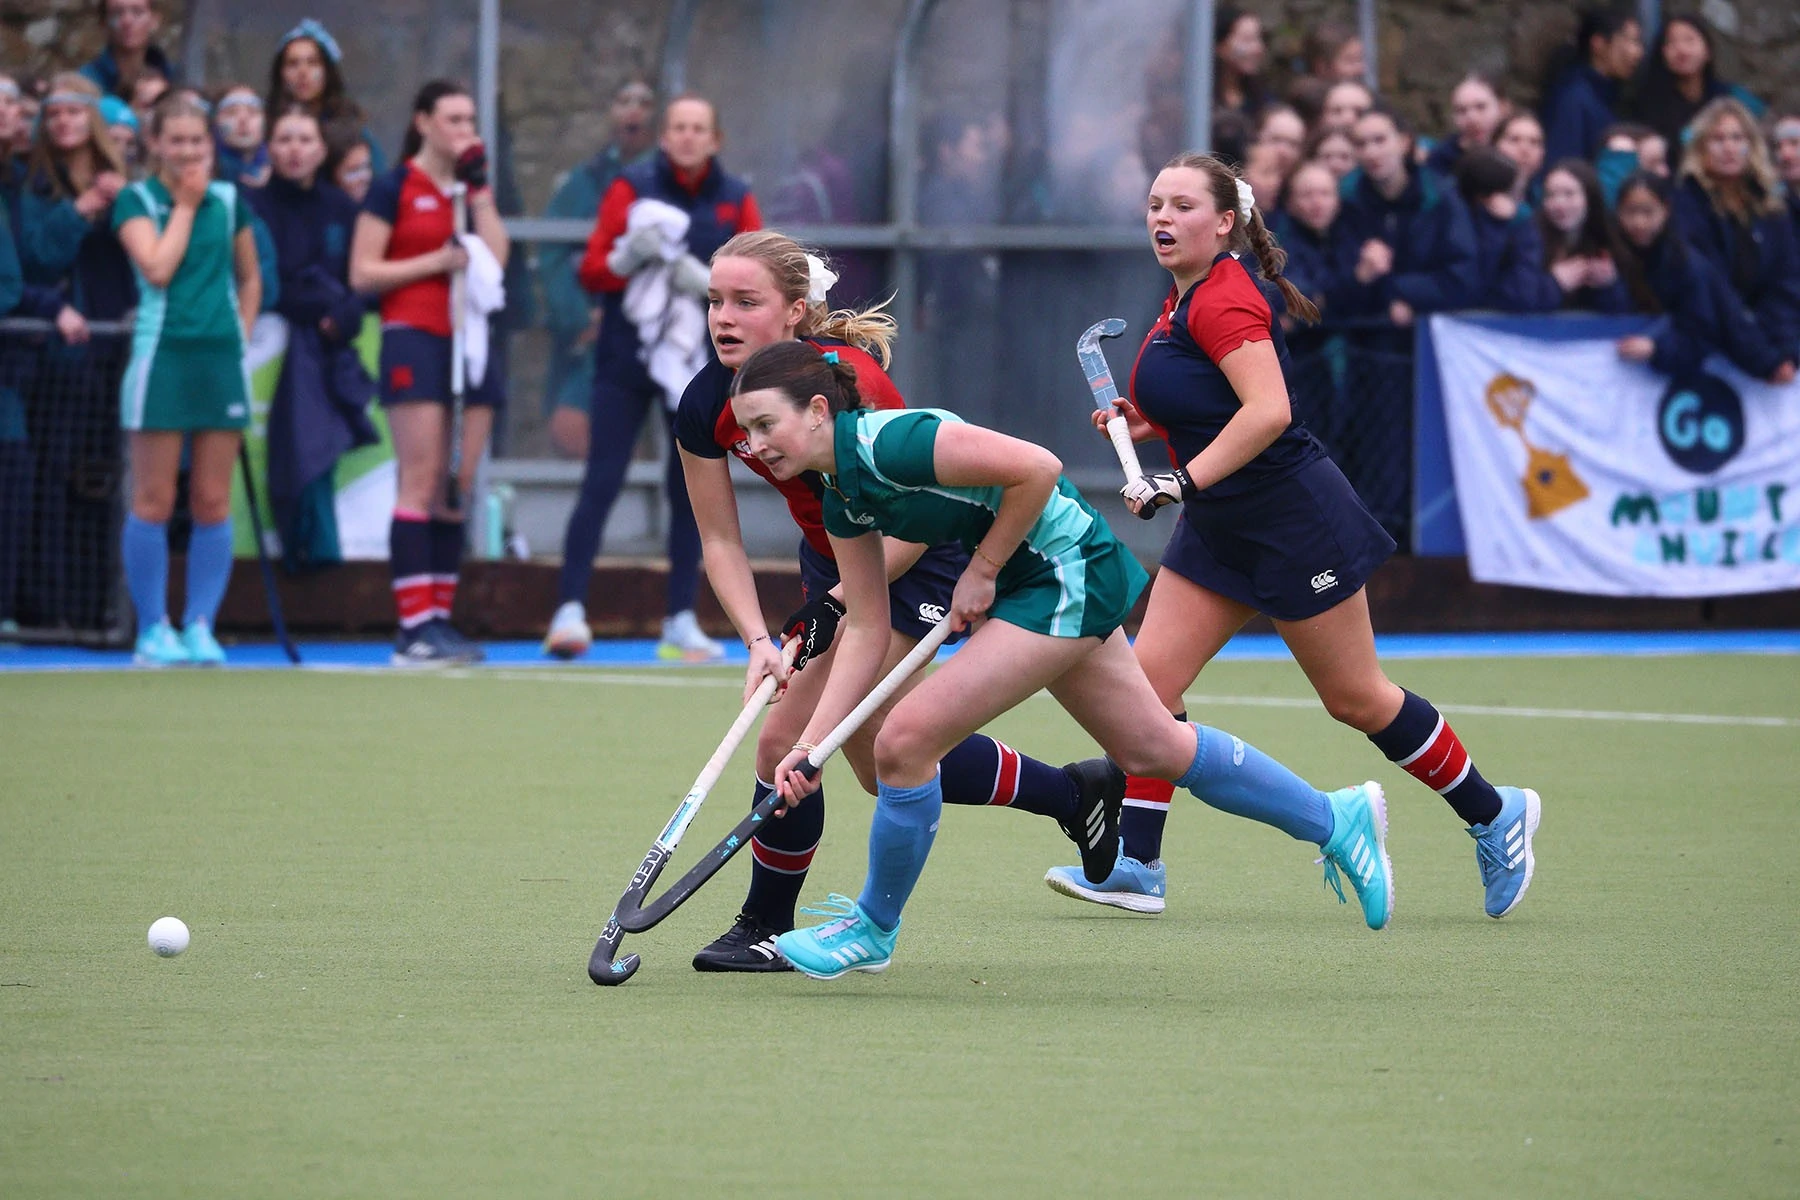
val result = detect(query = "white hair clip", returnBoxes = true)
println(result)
[1235,177,1256,220]
[804,253,838,305]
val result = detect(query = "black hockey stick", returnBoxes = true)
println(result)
[236,441,300,664]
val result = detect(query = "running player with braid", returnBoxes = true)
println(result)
[675,230,1126,971]
[1043,151,1540,920]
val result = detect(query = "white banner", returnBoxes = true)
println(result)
[1432,315,1800,597]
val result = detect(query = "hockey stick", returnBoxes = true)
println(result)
[589,638,800,985]
[1075,317,1155,519]
[236,441,301,663]
[590,616,955,985]
[444,182,469,513]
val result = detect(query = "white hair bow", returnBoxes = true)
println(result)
[804,253,838,305]
[1235,178,1256,220]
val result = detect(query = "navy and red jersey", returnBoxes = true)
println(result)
[1129,252,1325,500]
[362,162,462,336]
[577,151,761,378]
[673,336,903,559]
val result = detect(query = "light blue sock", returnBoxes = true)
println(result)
[122,514,168,630]
[1174,723,1334,845]
[182,519,234,627]
[856,774,943,932]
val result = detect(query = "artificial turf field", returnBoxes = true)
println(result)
[2,650,1797,1198]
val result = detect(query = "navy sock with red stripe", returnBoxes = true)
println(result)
[1119,710,1184,863]
[389,511,434,630]
[937,734,1075,821]
[743,777,824,932]
[1369,689,1503,826]
[427,518,464,622]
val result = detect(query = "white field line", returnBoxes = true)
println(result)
[301,665,1800,730]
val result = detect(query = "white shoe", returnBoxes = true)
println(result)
[543,600,592,660]
[658,609,725,661]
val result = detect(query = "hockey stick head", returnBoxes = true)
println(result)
[1076,318,1129,413]
[588,917,641,985]
[1076,317,1128,353]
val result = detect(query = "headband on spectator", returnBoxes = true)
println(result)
[0,80,20,102]
[804,253,837,304]
[45,91,98,109]
[1235,177,1255,219]
[280,19,343,65]
[1775,119,1800,142]
[217,92,263,114]
[99,94,139,132]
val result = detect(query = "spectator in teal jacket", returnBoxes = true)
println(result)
[78,0,178,101]
[536,78,655,458]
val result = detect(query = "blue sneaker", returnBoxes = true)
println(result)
[1469,787,1541,918]
[1044,840,1167,914]
[180,619,227,666]
[773,895,899,980]
[1318,782,1393,930]
[133,620,190,667]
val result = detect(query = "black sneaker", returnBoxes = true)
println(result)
[692,910,793,973]
[391,623,455,667]
[426,619,486,665]
[1060,757,1126,884]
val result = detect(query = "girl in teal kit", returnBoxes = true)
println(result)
[113,92,261,665]
[728,341,1394,981]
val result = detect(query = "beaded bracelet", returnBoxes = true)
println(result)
[974,544,1007,570]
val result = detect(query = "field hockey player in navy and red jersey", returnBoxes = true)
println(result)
[672,229,1126,971]
[1044,151,1542,922]
[350,80,507,666]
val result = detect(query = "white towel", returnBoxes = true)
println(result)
[619,199,711,409]
[456,232,506,389]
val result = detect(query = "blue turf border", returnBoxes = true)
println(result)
[1,629,1797,673]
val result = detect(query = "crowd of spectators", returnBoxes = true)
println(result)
[1,2,1796,637]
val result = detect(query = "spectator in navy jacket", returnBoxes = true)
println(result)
[1671,98,1800,367]
[1540,6,1643,166]
[1613,170,1795,383]
[1455,148,1561,313]
[1632,16,1765,153]
[1537,159,1630,311]
[1270,159,1347,446]
[1425,72,1509,181]
[1773,111,1800,242]
[1493,111,1547,212]
[79,0,177,102]
[249,107,365,346]
[1333,103,1480,541]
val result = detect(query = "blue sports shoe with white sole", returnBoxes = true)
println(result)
[1044,839,1167,914]
[1469,786,1541,918]
[774,895,900,980]
[180,619,227,666]
[1318,782,1393,930]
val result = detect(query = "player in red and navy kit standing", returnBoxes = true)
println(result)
[543,95,760,663]
[1044,151,1542,921]
[350,80,508,665]
[673,230,1124,971]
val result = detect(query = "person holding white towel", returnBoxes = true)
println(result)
[545,94,760,661]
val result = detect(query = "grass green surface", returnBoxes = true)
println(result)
[3,655,1797,1198]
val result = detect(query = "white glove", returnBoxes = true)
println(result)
[1120,467,1194,514]
[606,224,665,277]
[671,253,711,299]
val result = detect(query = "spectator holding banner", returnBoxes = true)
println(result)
[543,93,760,662]
[112,92,262,665]
[1671,98,1800,368]
[1536,158,1629,312]
[79,0,177,102]
[1539,5,1643,166]
[1611,169,1794,383]
[536,77,655,460]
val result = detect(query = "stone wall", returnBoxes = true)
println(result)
[0,0,183,80]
